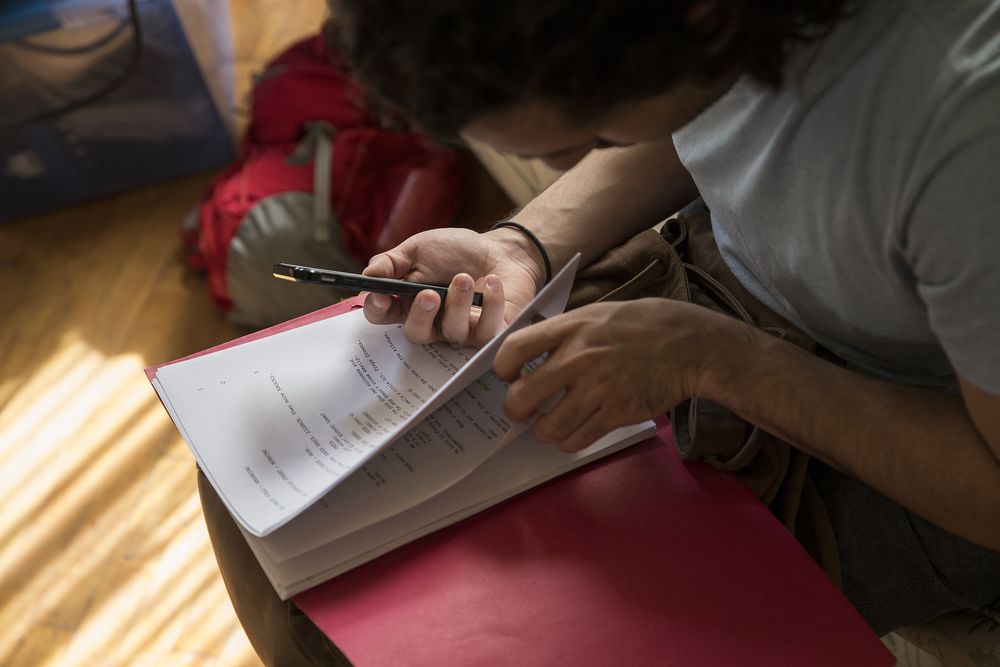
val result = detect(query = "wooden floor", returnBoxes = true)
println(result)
[0,3,328,665]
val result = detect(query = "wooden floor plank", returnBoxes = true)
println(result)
[5,625,73,667]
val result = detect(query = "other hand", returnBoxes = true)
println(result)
[493,298,739,452]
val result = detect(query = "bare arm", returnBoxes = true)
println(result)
[704,317,1000,551]
[362,137,697,341]
[494,138,699,287]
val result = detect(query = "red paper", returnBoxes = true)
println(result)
[296,420,892,666]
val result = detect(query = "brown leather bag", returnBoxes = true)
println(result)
[567,202,841,585]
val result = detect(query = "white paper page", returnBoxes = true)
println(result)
[255,368,534,562]
[155,311,471,535]
[154,255,580,536]
[243,421,656,598]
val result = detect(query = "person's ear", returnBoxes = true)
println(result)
[685,0,741,54]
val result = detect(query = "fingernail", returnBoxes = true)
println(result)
[371,294,388,310]
[486,275,501,289]
[455,275,471,292]
[419,296,437,312]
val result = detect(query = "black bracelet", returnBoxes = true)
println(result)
[489,220,553,285]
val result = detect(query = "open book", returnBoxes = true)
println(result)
[149,256,655,598]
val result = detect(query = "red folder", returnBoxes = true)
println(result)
[296,430,892,666]
[149,298,892,666]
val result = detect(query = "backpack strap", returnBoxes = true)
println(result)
[288,120,336,243]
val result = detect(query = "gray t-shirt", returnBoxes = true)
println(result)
[672,0,1000,394]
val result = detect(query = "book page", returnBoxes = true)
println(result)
[155,312,471,535]
[153,255,579,536]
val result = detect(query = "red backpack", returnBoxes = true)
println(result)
[182,34,466,327]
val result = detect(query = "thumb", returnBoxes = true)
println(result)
[363,251,409,279]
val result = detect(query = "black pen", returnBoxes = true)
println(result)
[273,262,485,306]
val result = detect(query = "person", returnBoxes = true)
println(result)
[326,0,1000,638]
[197,2,1000,663]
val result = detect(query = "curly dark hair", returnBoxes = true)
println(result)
[328,0,853,140]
